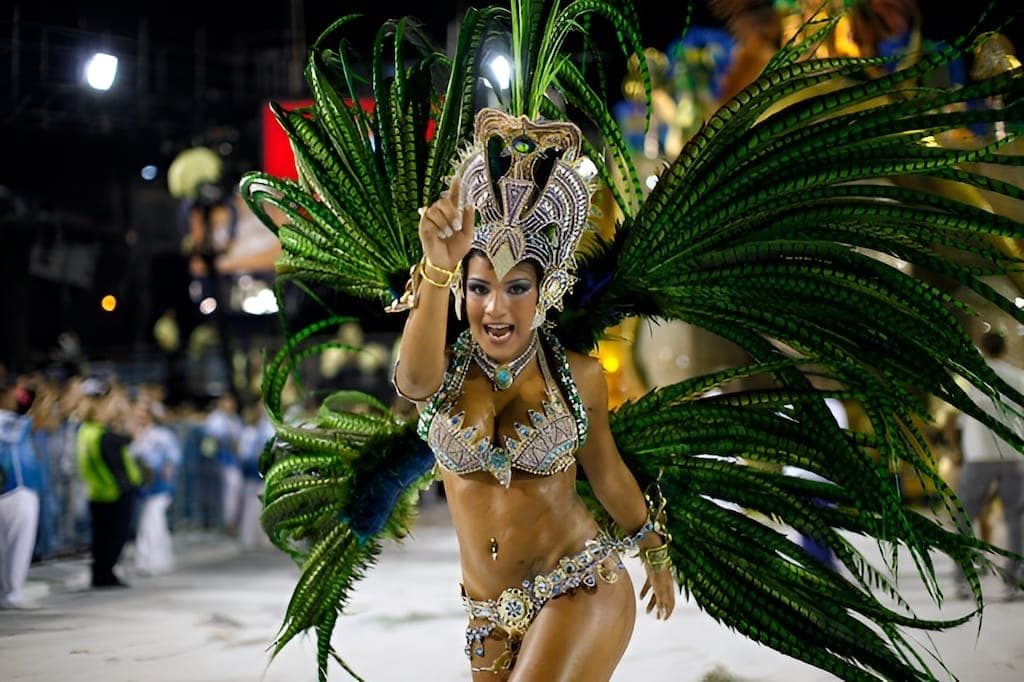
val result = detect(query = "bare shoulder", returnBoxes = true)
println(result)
[565,350,607,405]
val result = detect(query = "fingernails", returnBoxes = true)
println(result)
[418,207,426,216]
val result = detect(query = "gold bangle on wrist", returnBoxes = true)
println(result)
[421,257,461,289]
[383,257,461,313]
[639,542,672,571]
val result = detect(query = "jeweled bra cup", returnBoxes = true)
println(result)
[420,331,589,487]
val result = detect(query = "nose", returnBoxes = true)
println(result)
[484,290,502,315]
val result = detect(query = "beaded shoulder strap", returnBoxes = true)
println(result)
[542,331,589,447]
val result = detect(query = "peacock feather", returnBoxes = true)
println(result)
[242,0,1024,680]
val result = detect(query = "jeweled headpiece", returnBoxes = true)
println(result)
[456,108,595,328]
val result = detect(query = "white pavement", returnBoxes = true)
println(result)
[2,498,1023,681]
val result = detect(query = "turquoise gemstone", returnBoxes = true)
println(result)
[495,366,513,389]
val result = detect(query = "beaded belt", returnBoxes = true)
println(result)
[461,526,651,672]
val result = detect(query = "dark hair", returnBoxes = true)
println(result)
[980,331,1006,358]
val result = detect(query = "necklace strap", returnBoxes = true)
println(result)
[473,332,539,390]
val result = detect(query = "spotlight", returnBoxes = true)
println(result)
[488,55,511,91]
[84,52,119,91]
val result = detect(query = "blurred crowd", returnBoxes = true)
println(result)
[0,369,274,606]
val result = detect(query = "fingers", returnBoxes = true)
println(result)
[449,174,461,207]
[646,595,671,620]
[420,177,469,241]
[641,575,675,620]
[420,203,458,240]
[417,178,476,267]
[655,575,676,620]
[641,577,658,617]
[445,175,472,233]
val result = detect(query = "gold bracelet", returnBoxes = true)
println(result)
[643,482,672,544]
[384,261,422,313]
[421,257,461,289]
[639,542,672,571]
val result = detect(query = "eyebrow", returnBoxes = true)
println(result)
[466,276,533,286]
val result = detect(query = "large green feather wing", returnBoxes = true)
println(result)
[563,13,1024,682]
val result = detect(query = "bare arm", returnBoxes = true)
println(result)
[573,354,676,619]
[394,176,475,400]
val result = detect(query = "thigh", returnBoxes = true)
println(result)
[510,562,636,682]
[468,617,515,682]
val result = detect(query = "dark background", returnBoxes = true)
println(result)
[0,1,1019,372]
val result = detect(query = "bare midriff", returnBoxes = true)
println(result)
[441,464,600,601]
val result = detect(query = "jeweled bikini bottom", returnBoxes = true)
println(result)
[460,531,641,674]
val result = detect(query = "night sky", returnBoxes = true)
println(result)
[1,1,1020,367]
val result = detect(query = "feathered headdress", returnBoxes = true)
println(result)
[455,108,596,327]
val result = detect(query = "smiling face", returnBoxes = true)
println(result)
[465,253,540,363]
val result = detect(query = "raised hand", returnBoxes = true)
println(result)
[418,175,475,270]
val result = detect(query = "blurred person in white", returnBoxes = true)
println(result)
[236,402,273,550]
[130,400,182,575]
[203,394,243,531]
[0,382,41,608]
[947,331,1024,601]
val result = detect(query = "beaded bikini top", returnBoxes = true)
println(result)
[418,331,589,487]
